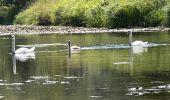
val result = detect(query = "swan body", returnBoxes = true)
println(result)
[132,41,148,47]
[11,35,35,54]
[71,46,80,50]
[128,30,148,47]
[132,46,148,54]
[15,53,35,62]
[15,47,35,54]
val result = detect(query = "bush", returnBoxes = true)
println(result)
[85,6,108,27]
[54,7,65,25]
[66,9,86,27]
[144,10,165,27]
[12,0,170,28]
[55,7,86,26]
[167,8,170,27]
[0,5,17,24]
[108,5,143,28]
[0,0,34,24]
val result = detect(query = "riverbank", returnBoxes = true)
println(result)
[0,25,169,36]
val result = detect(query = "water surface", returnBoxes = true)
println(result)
[0,32,170,100]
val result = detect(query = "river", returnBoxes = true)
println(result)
[0,32,170,100]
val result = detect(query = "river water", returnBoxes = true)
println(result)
[0,32,170,100]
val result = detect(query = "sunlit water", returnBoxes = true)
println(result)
[0,32,170,100]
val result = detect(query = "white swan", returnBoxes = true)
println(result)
[132,41,148,47]
[11,35,35,54]
[128,30,148,47]
[132,46,148,54]
[15,53,35,62]
[68,40,81,55]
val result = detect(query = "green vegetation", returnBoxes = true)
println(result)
[1,0,170,28]
[0,0,34,24]
[168,9,170,27]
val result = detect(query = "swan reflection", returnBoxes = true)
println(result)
[132,46,148,54]
[12,54,17,75]
[12,53,35,75]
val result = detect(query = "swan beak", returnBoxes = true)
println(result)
[11,35,15,38]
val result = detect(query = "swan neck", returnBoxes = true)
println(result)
[68,40,71,54]
[12,36,15,54]
[129,31,132,46]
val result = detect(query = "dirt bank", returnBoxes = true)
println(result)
[0,25,169,36]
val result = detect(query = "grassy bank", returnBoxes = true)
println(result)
[1,0,170,28]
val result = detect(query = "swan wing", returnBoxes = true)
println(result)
[15,48,29,53]
[71,46,80,50]
[15,47,35,53]
[27,47,35,52]
[15,53,35,62]
[132,41,148,46]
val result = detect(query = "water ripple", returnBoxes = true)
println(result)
[127,84,170,96]
[81,43,170,50]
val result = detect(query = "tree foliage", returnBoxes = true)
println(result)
[1,0,170,27]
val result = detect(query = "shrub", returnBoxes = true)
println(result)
[85,6,108,27]
[167,8,170,27]
[108,5,143,28]
[0,0,35,24]
[54,7,65,25]
[144,10,165,27]
[13,0,170,28]
[37,14,51,25]
[0,5,17,24]
[55,7,86,26]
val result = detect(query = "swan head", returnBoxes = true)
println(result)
[127,30,132,34]
[11,35,15,39]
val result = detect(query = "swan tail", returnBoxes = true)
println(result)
[29,47,35,52]
[144,42,148,45]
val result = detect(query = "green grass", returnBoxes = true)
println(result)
[11,0,170,27]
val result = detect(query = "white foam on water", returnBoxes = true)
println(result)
[0,80,6,82]
[54,75,62,77]
[25,79,34,83]
[113,62,130,65]
[64,76,83,79]
[0,95,4,99]
[81,44,130,50]
[89,96,102,98]
[81,43,170,50]
[0,82,24,86]
[30,76,49,80]
[43,80,59,85]
[60,81,69,84]
[127,83,170,96]
[17,43,67,48]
